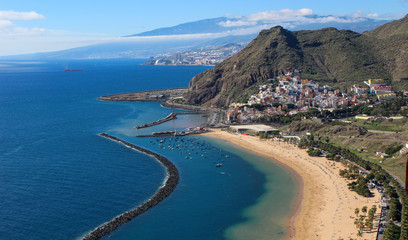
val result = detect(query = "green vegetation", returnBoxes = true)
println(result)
[339,166,359,179]
[307,148,322,157]
[348,177,371,197]
[384,221,402,240]
[390,198,403,222]
[353,118,407,132]
[299,137,408,239]
[353,205,377,234]
[385,144,404,156]
[283,114,408,182]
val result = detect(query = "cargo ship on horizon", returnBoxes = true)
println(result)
[64,68,83,71]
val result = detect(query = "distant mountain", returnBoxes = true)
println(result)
[186,15,408,107]
[130,15,389,37]
[2,39,209,60]
[127,17,234,36]
[1,14,392,60]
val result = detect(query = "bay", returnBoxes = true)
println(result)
[0,59,296,240]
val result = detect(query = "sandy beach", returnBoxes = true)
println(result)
[203,129,381,240]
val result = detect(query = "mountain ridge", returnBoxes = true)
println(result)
[186,15,408,107]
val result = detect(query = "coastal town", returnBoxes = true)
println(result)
[144,43,244,66]
[226,72,397,124]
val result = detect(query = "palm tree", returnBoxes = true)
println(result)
[358,220,365,231]
[362,206,368,216]
[357,230,363,239]
[366,220,374,232]
[355,207,360,217]
[371,205,377,214]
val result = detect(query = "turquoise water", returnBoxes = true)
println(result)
[0,59,296,240]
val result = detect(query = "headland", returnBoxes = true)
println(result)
[98,88,188,102]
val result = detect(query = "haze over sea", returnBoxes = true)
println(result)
[0,59,297,240]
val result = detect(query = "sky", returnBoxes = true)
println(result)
[0,0,407,56]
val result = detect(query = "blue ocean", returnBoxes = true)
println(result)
[0,59,297,240]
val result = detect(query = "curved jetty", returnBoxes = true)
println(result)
[82,133,179,240]
[133,112,201,129]
[134,112,177,129]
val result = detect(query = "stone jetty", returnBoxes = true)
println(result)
[136,129,209,137]
[81,133,179,240]
[133,112,201,129]
[134,113,177,129]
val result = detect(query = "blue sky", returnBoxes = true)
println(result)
[0,0,407,56]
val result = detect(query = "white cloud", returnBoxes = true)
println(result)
[0,10,45,20]
[0,35,111,56]
[247,8,313,22]
[218,8,317,28]
[367,13,380,18]
[0,10,46,37]
[0,20,13,28]
[0,22,46,37]
[219,19,257,27]
[217,8,396,30]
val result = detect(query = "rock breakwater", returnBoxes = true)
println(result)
[81,133,179,240]
[134,113,176,129]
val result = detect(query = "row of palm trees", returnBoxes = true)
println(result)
[354,205,377,238]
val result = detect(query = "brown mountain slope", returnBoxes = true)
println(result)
[187,15,408,107]
[365,14,408,81]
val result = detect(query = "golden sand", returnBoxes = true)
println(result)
[203,129,381,240]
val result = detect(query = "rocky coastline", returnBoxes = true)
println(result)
[82,133,179,240]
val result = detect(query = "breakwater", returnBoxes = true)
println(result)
[136,129,209,137]
[82,133,179,240]
[133,112,201,129]
[134,113,177,129]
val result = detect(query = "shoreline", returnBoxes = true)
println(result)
[203,129,381,239]
[286,164,303,240]
[81,133,179,240]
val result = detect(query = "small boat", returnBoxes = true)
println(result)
[216,163,222,167]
